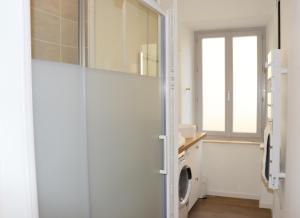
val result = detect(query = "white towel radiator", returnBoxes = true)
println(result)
[264,49,287,190]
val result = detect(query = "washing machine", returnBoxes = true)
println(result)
[178,152,192,218]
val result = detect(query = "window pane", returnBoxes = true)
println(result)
[233,36,258,133]
[202,38,226,131]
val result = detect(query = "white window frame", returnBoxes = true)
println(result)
[195,28,265,141]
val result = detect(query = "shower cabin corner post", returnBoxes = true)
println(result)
[139,1,179,218]
[166,4,180,218]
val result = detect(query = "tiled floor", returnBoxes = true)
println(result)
[189,196,272,218]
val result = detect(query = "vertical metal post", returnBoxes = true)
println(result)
[79,0,86,66]
[278,0,281,49]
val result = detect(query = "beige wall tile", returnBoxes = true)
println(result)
[31,9,60,43]
[61,0,78,21]
[32,40,60,62]
[62,20,78,47]
[31,0,80,64]
[31,0,60,15]
[85,0,89,19]
[62,47,78,64]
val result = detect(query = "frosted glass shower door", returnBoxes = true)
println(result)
[86,68,165,218]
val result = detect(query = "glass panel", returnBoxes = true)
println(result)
[126,0,148,74]
[148,10,160,77]
[32,60,165,218]
[91,0,160,76]
[32,61,90,218]
[86,68,164,218]
[233,36,258,133]
[30,0,160,73]
[31,0,79,64]
[94,0,124,72]
[202,38,226,131]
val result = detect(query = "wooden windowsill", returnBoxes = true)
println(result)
[202,139,262,145]
[178,132,207,154]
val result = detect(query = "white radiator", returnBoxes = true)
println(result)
[262,49,287,190]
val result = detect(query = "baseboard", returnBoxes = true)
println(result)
[272,207,278,218]
[207,190,260,200]
[272,209,276,218]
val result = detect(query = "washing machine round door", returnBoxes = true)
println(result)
[179,165,192,206]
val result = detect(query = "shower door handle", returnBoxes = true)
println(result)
[159,135,167,175]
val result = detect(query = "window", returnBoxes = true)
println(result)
[196,29,264,139]
[202,37,226,132]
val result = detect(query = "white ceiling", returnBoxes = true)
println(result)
[178,0,275,30]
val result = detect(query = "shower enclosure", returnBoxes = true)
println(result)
[31,0,169,218]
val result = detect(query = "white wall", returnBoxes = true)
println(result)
[178,24,195,124]
[201,142,262,200]
[266,2,278,52]
[277,0,300,217]
[0,1,39,218]
[270,1,300,217]
[178,0,273,30]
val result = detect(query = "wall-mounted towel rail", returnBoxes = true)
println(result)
[263,49,287,190]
